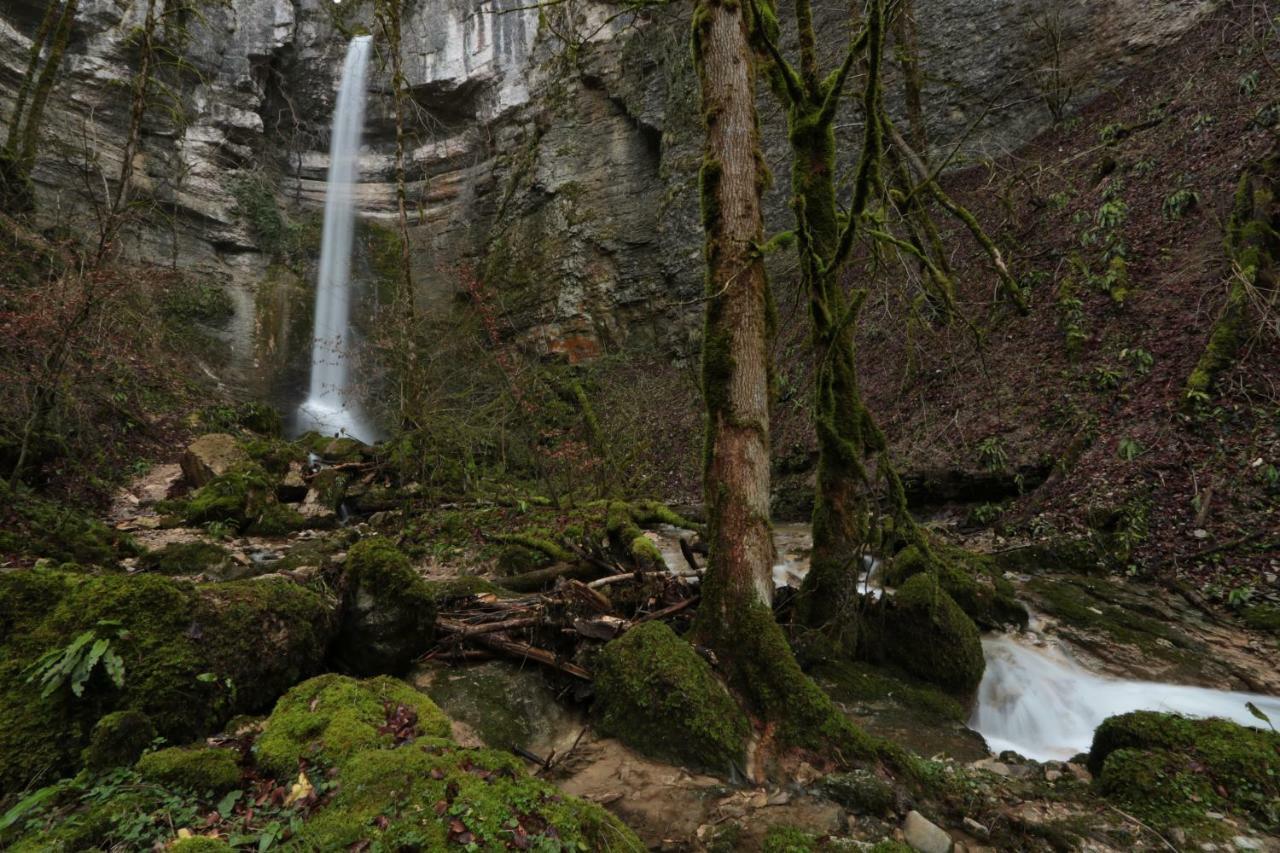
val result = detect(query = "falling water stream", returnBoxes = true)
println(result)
[297,35,375,444]
[646,523,1280,761]
[970,632,1280,762]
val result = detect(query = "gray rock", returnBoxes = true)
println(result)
[904,810,953,853]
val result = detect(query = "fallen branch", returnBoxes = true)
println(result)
[497,562,602,593]
[467,632,592,680]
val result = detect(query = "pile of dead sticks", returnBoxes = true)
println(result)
[423,571,701,681]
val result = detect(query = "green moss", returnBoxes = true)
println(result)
[296,741,641,851]
[136,542,232,576]
[817,769,896,815]
[593,621,749,772]
[254,674,451,776]
[884,573,984,695]
[136,746,240,794]
[762,824,817,852]
[1243,604,1280,634]
[814,660,965,723]
[867,842,913,853]
[1089,711,1280,834]
[172,839,235,853]
[887,542,1027,630]
[496,544,551,576]
[0,569,333,792]
[334,537,437,675]
[183,464,274,531]
[82,710,155,771]
[248,502,307,536]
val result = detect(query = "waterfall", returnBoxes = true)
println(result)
[297,35,374,444]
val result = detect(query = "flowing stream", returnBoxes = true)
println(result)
[297,35,375,444]
[970,631,1280,762]
[648,523,1280,762]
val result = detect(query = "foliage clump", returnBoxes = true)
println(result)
[1088,711,1280,835]
[593,621,749,772]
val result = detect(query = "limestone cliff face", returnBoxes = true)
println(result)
[0,0,1217,397]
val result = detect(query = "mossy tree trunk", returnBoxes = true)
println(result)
[689,0,902,776]
[690,0,776,619]
[749,0,891,656]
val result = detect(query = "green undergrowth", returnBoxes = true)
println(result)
[0,481,139,565]
[1089,711,1280,838]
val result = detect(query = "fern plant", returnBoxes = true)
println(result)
[24,620,128,699]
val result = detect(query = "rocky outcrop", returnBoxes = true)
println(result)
[0,0,1220,400]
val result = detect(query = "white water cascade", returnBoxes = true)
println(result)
[971,633,1280,762]
[297,35,375,444]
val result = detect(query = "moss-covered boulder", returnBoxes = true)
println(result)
[255,674,450,776]
[136,541,234,577]
[333,538,438,676]
[0,569,336,792]
[884,574,985,695]
[256,674,642,850]
[887,543,1027,630]
[1089,711,1280,835]
[183,464,274,531]
[415,660,581,753]
[82,710,156,772]
[593,621,749,773]
[136,746,241,794]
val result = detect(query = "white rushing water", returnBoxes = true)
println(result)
[971,633,1280,762]
[297,35,375,444]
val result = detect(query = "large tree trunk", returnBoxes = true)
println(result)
[689,0,895,776]
[692,0,776,621]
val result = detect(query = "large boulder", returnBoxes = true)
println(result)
[333,538,437,676]
[179,434,248,488]
[593,621,749,773]
[884,573,985,696]
[254,675,641,851]
[1088,711,1280,835]
[0,568,337,792]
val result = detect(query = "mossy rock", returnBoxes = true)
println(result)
[989,539,1105,575]
[136,746,241,794]
[183,464,275,531]
[496,543,552,576]
[295,740,642,851]
[415,660,580,753]
[254,673,451,776]
[884,574,985,695]
[593,621,749,773]
[136,541,234,576]
[0,569,335,792]
[1089,711,1280,834]
[82,710,156,772]
[887,543,1028,630]
[248,502,309,537]
[333,538,438,676]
